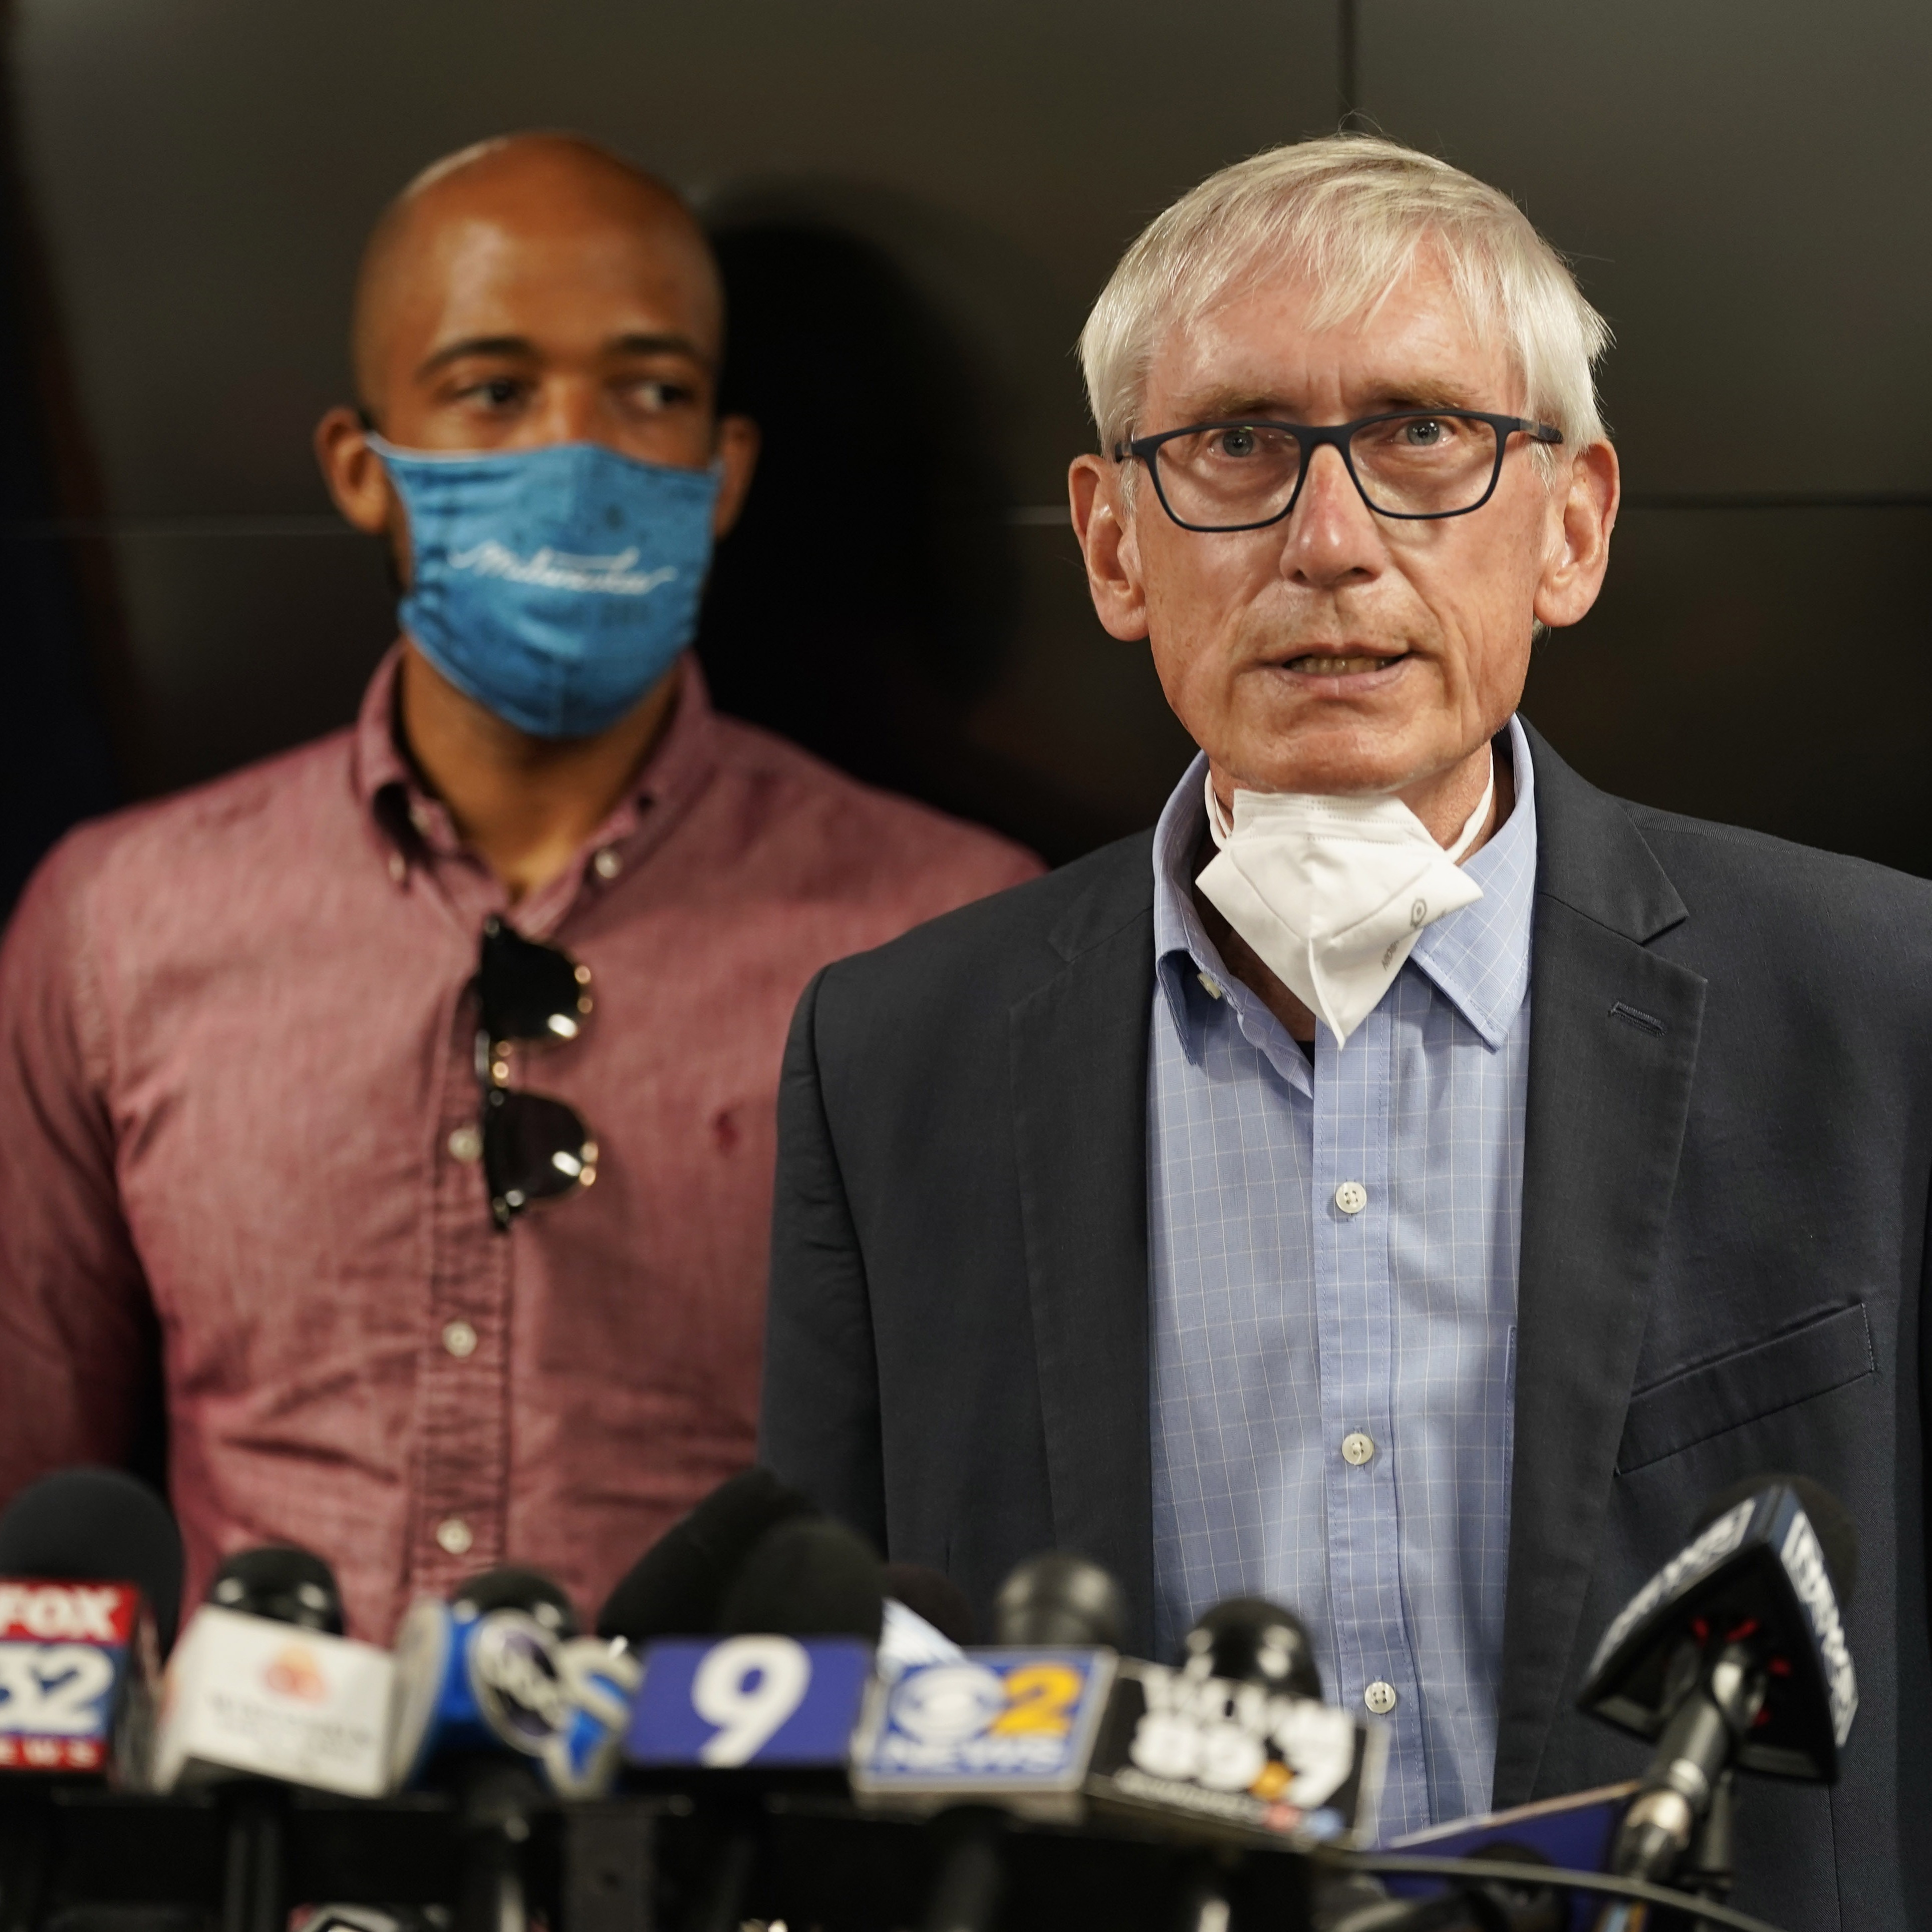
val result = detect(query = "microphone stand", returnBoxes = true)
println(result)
[1675,1770,1738,1932]
[919,1807,1006,1932]
[453,1758,539,1932]
[219,1783,287,1932]
[0,1791,51,1932]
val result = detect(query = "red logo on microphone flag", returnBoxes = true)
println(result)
[0,1583,139,1644]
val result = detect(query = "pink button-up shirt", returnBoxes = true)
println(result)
[0,649,1039,1639]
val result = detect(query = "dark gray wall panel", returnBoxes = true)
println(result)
[1523,506,1932,877]
[1358,0,1932,495]
[104,531,393,796]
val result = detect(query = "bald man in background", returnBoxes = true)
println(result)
[0,134,1037,1637]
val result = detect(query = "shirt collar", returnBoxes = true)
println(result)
[1407,715,1536,1047]
[1151,715,1538,1059]
[351,642,723,927]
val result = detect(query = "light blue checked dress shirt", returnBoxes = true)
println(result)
[1147,717,1536,1840]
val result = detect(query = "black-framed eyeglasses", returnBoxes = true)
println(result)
[1114,410,1563,532]
[473,916,599,1231]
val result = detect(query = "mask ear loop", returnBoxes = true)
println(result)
[1204,770,1234,850]
[1444,751,1497,864]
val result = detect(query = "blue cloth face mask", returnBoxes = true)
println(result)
[370,436,722,739]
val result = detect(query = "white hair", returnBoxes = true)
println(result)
[1079,135,1609,475]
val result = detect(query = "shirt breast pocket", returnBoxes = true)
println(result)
[1614,1302,1875,1476]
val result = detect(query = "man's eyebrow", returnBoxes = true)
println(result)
[415,332,715,381]
[1181,390,1296,422]
[1369,384,1481,412]
[1170,381,1487,425]
[415,336,539,380]
[608,331,713,369]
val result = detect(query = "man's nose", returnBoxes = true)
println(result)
[1278,442,1383,587]
[531,377,605,448]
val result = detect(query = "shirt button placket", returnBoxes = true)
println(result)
[1315,1006,1425,1829]
[413,992,513,1592]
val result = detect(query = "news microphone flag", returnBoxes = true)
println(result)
[545,1635,643,1797]
[851,1648,1118,1822]
[1377,1784,1640,1932]
[0,1581,157,1781]
[389,1591,643,1799]
[153,1604,394,1797]
[624,1634,875,1774]
[1082,1654,1384,1847]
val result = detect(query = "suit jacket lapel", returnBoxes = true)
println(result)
[1009,837,1160,1654]
[1493,726,1708,1805]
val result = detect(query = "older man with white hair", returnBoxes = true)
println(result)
[761,137,1932,1922]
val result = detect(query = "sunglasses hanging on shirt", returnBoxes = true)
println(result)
[473,915,599,1230]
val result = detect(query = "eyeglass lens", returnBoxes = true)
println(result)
[474,916,599,1229]
[478,914,595,1043]
[1151,414,1505,528]
[482,1087,600,1229]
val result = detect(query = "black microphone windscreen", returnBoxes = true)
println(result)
[209,1545,344,1633]
[1185,1595,1323,1699]
[597,1466,818,1642]
[1693,1473,1858,1605]
[0,1467,184,1651]
[452,1565,580,1637]
[991,1552,1126,1649]
[885,1563,978,1645]
[718,1516,884,1641]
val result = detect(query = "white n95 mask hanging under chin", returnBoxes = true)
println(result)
[1195,755,1494,1047]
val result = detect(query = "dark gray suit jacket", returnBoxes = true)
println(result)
[760,725,1932,1929]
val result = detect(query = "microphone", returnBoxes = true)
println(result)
[853,1550,1126,1932]
[0,1470,181,1932]
[387,1563,641,1802]
[991,1552,1125,1650]
[597,1466,817,1644]
[1579,1473,1858,1894]
[390,1565,647,1932]
[388,1565,578,1785]
[153,1546,394,1796]
[1084,1594,1384,1848]
[1088,1596,1385,1932]
[153,1547,394,1932]
[0,1468,179,1784]
[621,1514,885,1932]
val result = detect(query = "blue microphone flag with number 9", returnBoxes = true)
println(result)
[623,1635,874,1769]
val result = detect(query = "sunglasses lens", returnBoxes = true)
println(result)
[479,916,593,1043]
[482,1089,599,1228]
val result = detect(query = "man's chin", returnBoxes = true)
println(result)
[1223,711,1447,798]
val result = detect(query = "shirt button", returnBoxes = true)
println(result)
[1335,1181,1369,1216]
[1363,1681,1398,1716]
[387,852,407,884]
[447,1125,483,1164]
[592,847,622,880]
[435,1517,473,1557]
[442,1320,478,1359]
[409,802,432,834]
[1341,1431,1375,1467]
[1197,971,1225,1000]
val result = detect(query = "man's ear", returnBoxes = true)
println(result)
[710,413,760,538]
[316,407,396,537]
[1534,437,1619,631]
[1069,453,1150,642]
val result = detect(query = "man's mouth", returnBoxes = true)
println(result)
[1279,650,1408,676]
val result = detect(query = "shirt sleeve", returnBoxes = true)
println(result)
[758,965,890,1554]
[0,835,159,1500]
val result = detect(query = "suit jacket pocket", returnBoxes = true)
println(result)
[1616,1302,1874,1474]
